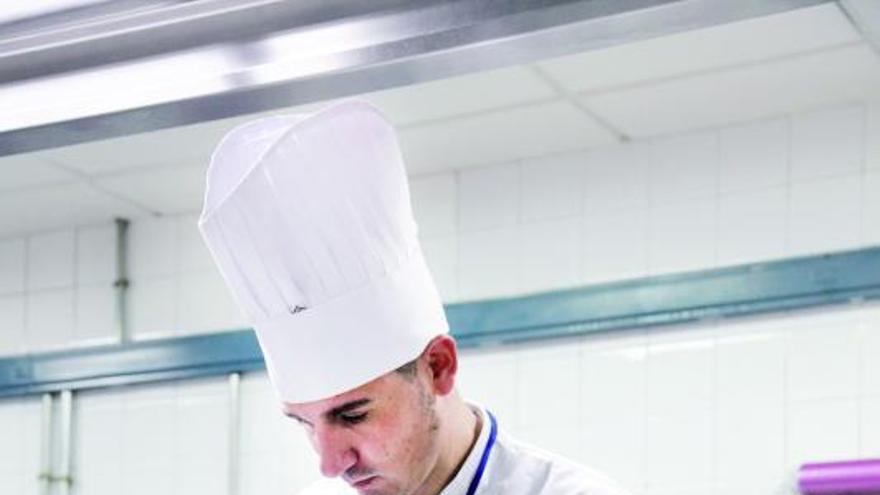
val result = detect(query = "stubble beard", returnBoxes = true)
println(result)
[393,380,442,495]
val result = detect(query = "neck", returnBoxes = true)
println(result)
[417,397,482,495]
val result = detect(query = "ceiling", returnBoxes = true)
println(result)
[0,3,878,236]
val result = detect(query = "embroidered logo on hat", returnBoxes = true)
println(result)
[289,305,307,315]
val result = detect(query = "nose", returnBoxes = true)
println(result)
[313,424,357,478]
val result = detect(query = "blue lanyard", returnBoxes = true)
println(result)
[465,410,497,495]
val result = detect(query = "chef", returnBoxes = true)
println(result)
[199,100,633,495]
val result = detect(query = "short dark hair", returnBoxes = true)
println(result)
[394,358,419,379]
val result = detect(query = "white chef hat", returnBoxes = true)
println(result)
[198,100,449,403]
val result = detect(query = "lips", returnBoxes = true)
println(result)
[350,475,378,489]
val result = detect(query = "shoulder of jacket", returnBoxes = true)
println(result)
[493,433,635,495]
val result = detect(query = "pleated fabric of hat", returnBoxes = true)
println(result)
[198,101,449,403]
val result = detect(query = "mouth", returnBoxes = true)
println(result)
[350,475,378,489]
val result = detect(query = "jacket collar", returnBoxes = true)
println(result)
[439,404,493,495]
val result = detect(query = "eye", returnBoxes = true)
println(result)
[339,412,368,425]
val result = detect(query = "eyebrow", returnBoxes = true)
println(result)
[284,398,372,425]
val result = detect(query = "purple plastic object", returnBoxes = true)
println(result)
[799,459,880,494]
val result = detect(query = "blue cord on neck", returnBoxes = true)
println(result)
[465,410,498,495]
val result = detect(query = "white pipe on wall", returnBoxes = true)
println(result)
[38,393,52,495]
[114,218,131,344]
[57,390,73,495]
[227,372,241,495]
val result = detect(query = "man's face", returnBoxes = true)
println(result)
[283,367,441,495]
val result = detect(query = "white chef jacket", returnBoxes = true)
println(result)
[298,405,633,495]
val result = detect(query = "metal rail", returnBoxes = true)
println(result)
[0,0,831,156]
[1,246,878,398]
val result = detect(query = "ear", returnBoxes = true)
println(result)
[421,335,459,396]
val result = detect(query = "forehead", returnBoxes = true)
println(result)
[281,370,406,418]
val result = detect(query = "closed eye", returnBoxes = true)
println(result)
[338,411,368,425]
[325,398,372,426]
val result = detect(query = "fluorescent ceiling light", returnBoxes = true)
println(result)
[0,45,237,132]
[0,0,106,25]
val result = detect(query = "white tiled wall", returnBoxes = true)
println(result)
[0,396,41,495]
[457,302,880,495]
[0,214,246,356]
[0,225,117,354]
[129,213,245,338]
[716,186,787,265]
[0,100,878,495]
[718,118,788,193]
[125,215,214,339]
[73,377,230,495]
[414,102,879,298]
[790,105,863,181]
